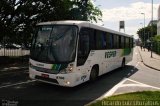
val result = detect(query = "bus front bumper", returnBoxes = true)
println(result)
[29,67,82,87]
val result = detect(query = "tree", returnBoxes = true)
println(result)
[0,0,102,46]
[69,0,102,22]
[137,25,157,43]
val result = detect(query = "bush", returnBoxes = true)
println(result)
[152,35,160,54]
[154,35,160,41]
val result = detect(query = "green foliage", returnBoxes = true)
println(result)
[0,0,102,46]
[89,91,160,106]
[137,25,157,43]
[138,26,160,54]
[152,35,160,54]
[69,0,102,22]
[153,35,160,41]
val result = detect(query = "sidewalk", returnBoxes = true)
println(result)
[137,46,160,71]
[86,47,160,106]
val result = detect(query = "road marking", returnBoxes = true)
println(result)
[133,62,139,70]
[125,78,160,90]
[97,78,160,100]
[120,84,154,88]
[136,62,140,67]
[0,80,36,89]
[85,77,160,106]
[85,78,128,106]
[100,78,127,99]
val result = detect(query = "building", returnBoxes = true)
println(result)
[157,5,160,35]
[158,21,160,35]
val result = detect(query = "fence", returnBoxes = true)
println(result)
[0,48,30,56]
[0,48,30,65]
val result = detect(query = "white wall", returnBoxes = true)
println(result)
[157,5,160,35]
[157,20,160,35]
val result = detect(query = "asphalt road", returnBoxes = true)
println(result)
[0,47,160,106]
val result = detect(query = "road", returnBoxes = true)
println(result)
[0,47,160,106]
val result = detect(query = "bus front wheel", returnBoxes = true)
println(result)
[89,66,99,81]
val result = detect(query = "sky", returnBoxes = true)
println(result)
[94,0,160,39]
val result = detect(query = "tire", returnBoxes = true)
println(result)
[121,58,125,68]
[89,66,98,81]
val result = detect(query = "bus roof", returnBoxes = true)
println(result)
[37,20,133,38]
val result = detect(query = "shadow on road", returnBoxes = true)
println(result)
[0,65,138,106]
[29,65,138,106]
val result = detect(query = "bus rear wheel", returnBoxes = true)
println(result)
[121,58,125,68]
[89,66,98,81]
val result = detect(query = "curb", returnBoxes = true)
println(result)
[137,47,160,71]
[137,47,143,62]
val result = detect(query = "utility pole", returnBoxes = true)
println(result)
[151,0,153,58]
[141,13,145,50]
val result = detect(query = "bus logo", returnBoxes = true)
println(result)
[105,51,116,58]
[36,63,44,67]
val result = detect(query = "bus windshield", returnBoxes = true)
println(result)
[30,25,78,63]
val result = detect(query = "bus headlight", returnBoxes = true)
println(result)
[67,66,73,73]
[64,80,70,85]
[68,67,73,71]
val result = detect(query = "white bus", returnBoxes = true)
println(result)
[29,20,133,87]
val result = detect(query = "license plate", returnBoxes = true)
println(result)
[41,74,49,78]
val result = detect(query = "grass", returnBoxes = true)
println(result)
[89,91,160,106]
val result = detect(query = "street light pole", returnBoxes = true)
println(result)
[141,13,145,50]
[151,0,153,58]
[140,23,143,42]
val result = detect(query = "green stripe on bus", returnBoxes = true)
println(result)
[121,48,132,56]
[51,64,68,71]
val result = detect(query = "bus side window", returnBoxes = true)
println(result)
[131,38,134,48]
[121,36,124,48]
[77,28,90,66]
[106,33,111,49]
[89,29,96,50]
[118,35,121,48]
[113,34,118,49]
[124,37,126,48]
[129,38,131,48]
[126,37,129,48]
[110,34,114,49]
[102,32,107,49]
[130,38,133,48]
[95,30,104,50]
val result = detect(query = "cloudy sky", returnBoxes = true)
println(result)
[94,0,160,39]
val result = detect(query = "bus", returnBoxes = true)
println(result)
[29,20,133,87]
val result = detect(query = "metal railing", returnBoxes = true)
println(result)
[0,47,30,65]
[0,48,30,57]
